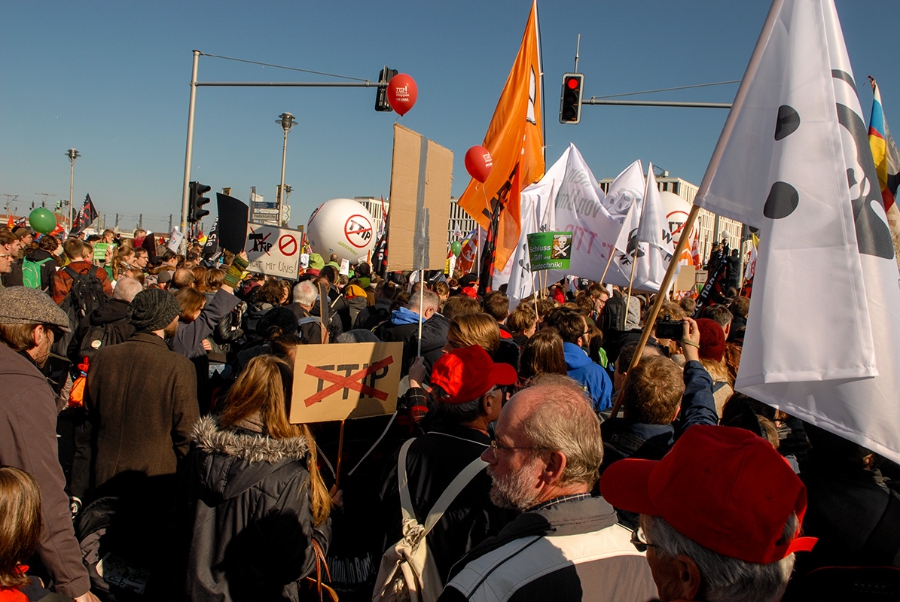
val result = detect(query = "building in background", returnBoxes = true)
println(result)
[599,174,747,263]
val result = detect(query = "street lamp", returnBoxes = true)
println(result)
[65,148,81,230]
[276,112,295,226]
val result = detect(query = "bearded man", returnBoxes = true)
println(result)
[438,380,657,602]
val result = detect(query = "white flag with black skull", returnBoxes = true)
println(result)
[695,0,900,462]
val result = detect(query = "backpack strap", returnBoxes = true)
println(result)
[397,438,488,536]
[64,265,80,279]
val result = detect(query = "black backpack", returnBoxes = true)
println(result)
[359,304,392,331]
[53,266,108,361]
[77,321,130,363]
[598,295,628,333]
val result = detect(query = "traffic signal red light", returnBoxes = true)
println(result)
[559,73,584,124]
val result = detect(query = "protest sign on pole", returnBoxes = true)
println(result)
[245,223,303,279]
[527,232,573,271]
[167,229,184,253]
[388,124,453,271]
[290,342,403,423]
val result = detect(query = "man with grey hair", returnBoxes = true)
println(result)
[440,383,657,602]
[374,288,448,379]
[601,425,817,602]
[73,277,143,360]
[0,287,99,601]
[287,279,327,343]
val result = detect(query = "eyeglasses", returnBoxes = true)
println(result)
[631,527,658,553]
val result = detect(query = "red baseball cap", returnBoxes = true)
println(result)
[600,425,816,564]
[430,345,517,404]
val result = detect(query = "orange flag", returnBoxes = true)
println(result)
[457,0,544,271]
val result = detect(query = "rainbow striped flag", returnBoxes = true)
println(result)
[867,77,900,270]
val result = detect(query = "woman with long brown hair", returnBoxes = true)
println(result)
[517,328,568,385]
[0,466,69,601]
[186,355,331,601]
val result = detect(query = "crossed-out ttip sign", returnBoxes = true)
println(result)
[245,224,302,279]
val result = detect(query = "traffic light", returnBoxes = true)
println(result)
[559,73,584,124]
[189,181,211,223]
[375,65,398,112]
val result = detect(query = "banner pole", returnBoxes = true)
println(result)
[624,249,638,317]
[598,247,616,285]
[417,268,425,358]
[609,204,701,419]
[334,419,346,489]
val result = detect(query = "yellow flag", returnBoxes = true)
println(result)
[457,0,544,271]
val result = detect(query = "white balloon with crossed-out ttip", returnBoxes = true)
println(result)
[306,198,376,263]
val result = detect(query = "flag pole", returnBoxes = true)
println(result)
[598,248,616,286]
[609,204,701,419]
[624,246,639,316]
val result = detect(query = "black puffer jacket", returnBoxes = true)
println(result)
[186,415,330,602]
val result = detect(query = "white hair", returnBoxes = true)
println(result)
[408,290,440,315]
[113,277,143,302]
[293,280,318,307]
[641,514,797,602]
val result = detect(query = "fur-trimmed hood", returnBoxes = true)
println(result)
[190,415,311,501]
[192,414,309,463]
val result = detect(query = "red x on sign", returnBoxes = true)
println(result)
[303,356,394,406]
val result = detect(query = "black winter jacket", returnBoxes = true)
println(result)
[377,422,514,585]
[186,415,330,602]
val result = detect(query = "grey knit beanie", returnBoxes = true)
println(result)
[127,288,181,331]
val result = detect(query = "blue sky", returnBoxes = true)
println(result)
[2,1,898,234]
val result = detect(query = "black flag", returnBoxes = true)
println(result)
[71,194,98,235]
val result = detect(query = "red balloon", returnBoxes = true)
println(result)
[387,74,418,116]
[465,145,493,183]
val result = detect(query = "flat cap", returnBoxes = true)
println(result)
[0,286,70,331]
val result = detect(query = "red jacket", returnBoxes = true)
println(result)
[51,260,114,305]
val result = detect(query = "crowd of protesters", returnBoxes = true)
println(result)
[0,224,898,602]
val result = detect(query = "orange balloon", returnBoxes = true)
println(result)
[387,73,418,116]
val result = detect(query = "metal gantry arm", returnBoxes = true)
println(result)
[179,50,391,236]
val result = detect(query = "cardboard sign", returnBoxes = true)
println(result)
[245,223,302,279]
[527,231,573,270]
[388,124,453,271]
[290,342,403,423]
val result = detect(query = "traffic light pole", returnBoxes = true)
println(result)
[179,50,390,242]
[180,50,200,243]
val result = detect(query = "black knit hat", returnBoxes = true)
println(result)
[256,306,299,339]
[127,288,180,331]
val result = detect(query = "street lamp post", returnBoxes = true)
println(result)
[276,112,295,226]
[66,148,81,230]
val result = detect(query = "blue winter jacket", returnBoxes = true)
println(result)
[563,342,613,412]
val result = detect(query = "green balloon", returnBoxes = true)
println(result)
[450,241,462,257]
[29,208,57,234]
